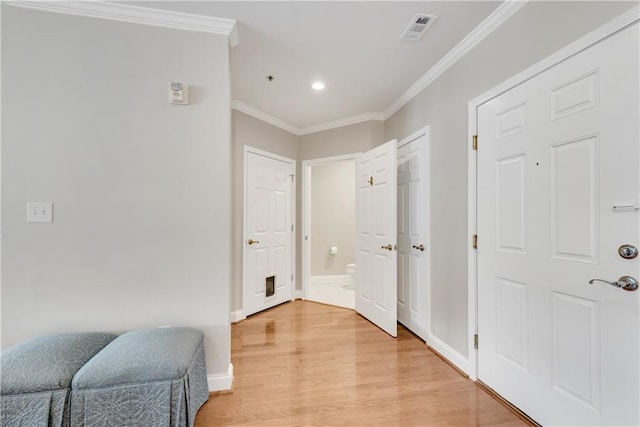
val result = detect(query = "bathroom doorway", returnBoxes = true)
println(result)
[302,154,358,309]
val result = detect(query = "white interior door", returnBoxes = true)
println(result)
[477,24,639,426]
[356,139,397,337]
[245,149,295,317]
[397,131,430,341]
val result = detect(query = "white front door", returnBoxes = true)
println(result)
[244,148,295,317]
[356,139,398,337]
[477,24,639,426]
[397,130,430,341]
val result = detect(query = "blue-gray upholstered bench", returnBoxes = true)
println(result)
[0,332,117,426]
[69,327,209,427]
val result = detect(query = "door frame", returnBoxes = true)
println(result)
[466,7,639,381]
[243,146,296,317]
[301,153,359,301]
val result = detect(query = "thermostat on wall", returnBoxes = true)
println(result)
[169,82,189,105]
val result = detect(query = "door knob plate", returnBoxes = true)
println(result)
[618,276,638,291]
[618,244,638,259]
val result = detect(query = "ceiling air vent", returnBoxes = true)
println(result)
[400,14,437,41]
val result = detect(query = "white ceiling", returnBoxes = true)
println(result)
[132,1,503,132]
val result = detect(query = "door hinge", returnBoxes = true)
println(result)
[290,174,295,183]
[368,176,374,186]
[291,274,294,282]
[472,135,478,150]
[472,234,478,249]
[474,334,479,350]
[291,224,294,232]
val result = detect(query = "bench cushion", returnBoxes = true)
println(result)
[72,327,204,388]
[1,332,117,394]
[0,332,117,427]
[70,327,209,427]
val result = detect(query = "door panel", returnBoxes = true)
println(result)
[245,150,294,317]
[478,24,639,426]
[356,140,397,337]
[550,135,599,262]
[550,290,600,410]
[397,132,430,341]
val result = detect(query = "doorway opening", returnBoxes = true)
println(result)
[302,154,358,309]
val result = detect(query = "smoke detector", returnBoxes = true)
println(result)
[400,14,437,41]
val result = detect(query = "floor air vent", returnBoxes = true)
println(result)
[400,14,437,41]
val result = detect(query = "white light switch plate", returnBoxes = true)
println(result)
[27,202,53,223]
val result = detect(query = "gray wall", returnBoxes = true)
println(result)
[300,120,384,160]
[310,161,356,276]
[1,5,232,378]
[231,110,299,313]
[384,1,636,357]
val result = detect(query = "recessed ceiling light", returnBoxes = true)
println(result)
[312,81,325,90]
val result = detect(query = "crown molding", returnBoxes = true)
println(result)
[232,101,385,137]
[232,101,302,136]
[298,112,384,136]
[384,0,527,119]
[6,1,239,47]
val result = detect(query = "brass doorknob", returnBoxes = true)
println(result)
[412,244,425,252]
[247,239,259,245]
[381,244,393,251]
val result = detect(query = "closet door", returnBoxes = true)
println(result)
[245,149,295,317]
[397,130,430,341]
[356,139,398,337]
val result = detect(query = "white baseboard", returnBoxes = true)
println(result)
[427,333,472,377]
[230,309,244,323]
[207,363,234,392]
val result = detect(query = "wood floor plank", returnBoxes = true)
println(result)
[195,301,528,426]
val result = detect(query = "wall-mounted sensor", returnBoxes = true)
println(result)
[169,82,189,105]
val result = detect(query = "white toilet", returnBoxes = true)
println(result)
[346,263,356,289]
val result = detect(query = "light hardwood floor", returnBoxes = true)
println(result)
[195,300,528,426]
